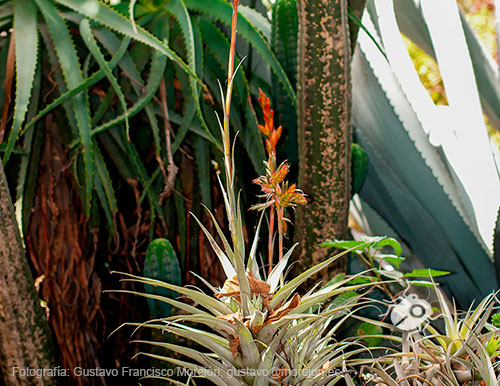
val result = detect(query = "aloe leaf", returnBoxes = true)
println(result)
[0,2,13,29]
[92,142,117,235]
[91,44,166,137]
[90,27,166,157]
[91,88,115,126]
[99,128,164,220]
[170,66,197,153]
[38,25,78,137]
[3,0,38,165]
[494,208,500,281]
[239,6,271,40]
[161,0,206,136]
[194,136,211,209]
[404,0,500,247]
[35,0,94,214]
[14,65,42,236]
[80,19,129,136]
[53,0,200,83]
[161,1,218,149]
[393,0,500,134]
[185,0,296,106]
[23,36,130,134]
[271,0,298,166]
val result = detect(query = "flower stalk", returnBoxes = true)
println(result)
[252,90,307,274]
[222,0,251,316]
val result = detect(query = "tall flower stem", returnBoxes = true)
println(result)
[277,207,284,262]
[223,0,250,316]
[268,206,275,274]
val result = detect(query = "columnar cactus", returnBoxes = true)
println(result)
[143,238,182,318]
[294,0,353,279]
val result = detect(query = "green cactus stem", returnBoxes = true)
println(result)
[294,0,352,280]
[143,238,182,318]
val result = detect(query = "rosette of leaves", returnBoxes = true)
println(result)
[113,2,375,383]
[356,288,500,386]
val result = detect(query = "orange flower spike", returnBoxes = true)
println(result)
[281,218,288,233]
[258,88,268,111]
[268,127,281,153]
[258,124,271,137]
[258,89,277,141]
[276,125,282,140]
[291,191,307,205]
[272,162,289,184]
[279,184,296,207]
[267,110,274,135]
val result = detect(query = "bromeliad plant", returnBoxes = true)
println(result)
[114,1,375,384]
[357,289,500,386]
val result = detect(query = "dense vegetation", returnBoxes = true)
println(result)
[0,0,500,385]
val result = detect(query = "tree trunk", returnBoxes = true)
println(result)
[294,0,352,281]
[0,163,57,385]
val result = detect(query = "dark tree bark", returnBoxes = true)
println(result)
[294,0,352,281]
[0,162,57,385]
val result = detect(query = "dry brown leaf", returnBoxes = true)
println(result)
[265,293,301,325]
[215,272,271,301]
[229,336,240,360]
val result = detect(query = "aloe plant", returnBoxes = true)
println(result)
[349,0,500,306]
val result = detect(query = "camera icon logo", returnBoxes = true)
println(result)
[388,293,434,331]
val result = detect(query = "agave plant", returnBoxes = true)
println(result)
[268,0,500,306]
[113,1,378,383]
[350,0,500,306]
